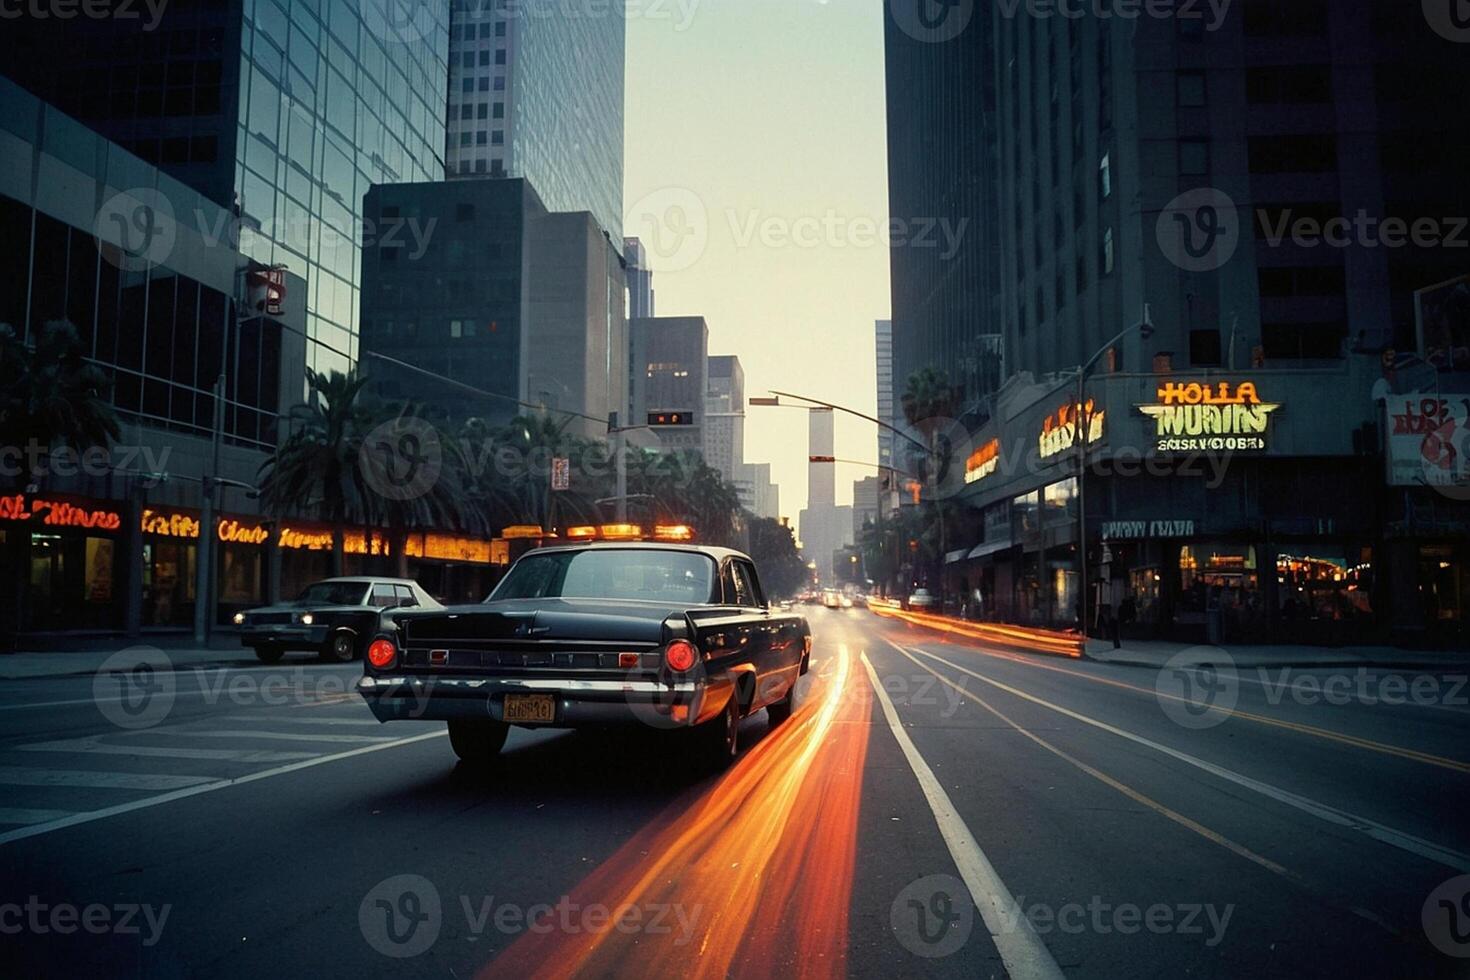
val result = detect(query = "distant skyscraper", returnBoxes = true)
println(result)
[808,408,835,506]
[447,0,624,247]
[800,408,848,583]
[875,319,895,481]
[625,238,655,319]
[704,356,745,486]
[852,476,879,540]
[630,317,709,454]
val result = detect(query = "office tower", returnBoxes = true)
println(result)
[852,476,880,540]
[704,355,745,485]
[625,237,656,319]
[629,317,709,454]
[875,319,895,478]
[360,178,627,439]
[447,0,624,247]
[0,0,451,375]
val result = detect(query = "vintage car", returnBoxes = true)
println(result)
[357,544,813,770]
[235,577,441,664]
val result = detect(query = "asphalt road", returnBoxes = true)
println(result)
[1,609,1468,978]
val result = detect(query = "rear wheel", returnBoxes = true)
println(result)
[690,696,739,771]
[766,676,798,726]
[252,644,284,665]
[448,719,509,766]
[322,630,357,663]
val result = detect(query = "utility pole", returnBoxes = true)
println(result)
[193,373,224,646]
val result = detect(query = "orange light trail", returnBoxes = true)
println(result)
[481,646,871,980]
[870,606,1084,658]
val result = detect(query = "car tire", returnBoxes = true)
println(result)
[322,630,357,663]
[252,644,284,665]
[766,676,798,726]
[448,719,509,766]
[690,695,739,771]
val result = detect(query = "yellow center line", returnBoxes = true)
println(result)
[885,644,1299,883]
[877,619,1470,774]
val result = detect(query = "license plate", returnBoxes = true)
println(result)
[503,693,555,723]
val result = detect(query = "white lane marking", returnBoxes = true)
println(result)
[0,730,447,847]
[859,652,1067,980]
[220,714,382,727]
[17,740,319,763]
[118,729,395,744]
[0,766,216,790]
[0,807,79,825]
[898,642,1470,873]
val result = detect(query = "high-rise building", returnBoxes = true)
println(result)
[0,0,452,376]
[736,463,780,522]
[446,0,624,248]
[852,476,880,541]
[875,319,895,478]
[704,356,745,485]
[883,7,1003,414]
[798,408,851,584]
[625,238,655,319]
[630,317,709,454]
[360,177,627,439]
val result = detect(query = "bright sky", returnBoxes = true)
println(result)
[625,0,892,538]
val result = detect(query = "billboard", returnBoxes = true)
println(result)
[1385,392,1470,488]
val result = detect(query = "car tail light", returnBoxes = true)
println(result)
[367,638,397,669]
[664,639,697,673]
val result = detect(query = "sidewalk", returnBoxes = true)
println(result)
[1084,637,1470,671]
[0,632,265,680]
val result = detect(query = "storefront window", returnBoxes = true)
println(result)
[1277,549,1373,624]
[1012,491,1040,538]
[1418,546,1462,624]
[1043,478,1078,525]
[219,542,263,605]
[1128,567,1161,626]
[1179,544,1263,633]
[26,532,119,630]
[142,539,196,627]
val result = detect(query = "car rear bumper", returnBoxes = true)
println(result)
[357,674,712,728]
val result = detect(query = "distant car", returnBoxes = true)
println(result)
[906,588,938,611]
[839,595,854,609]
[358,544,813,771]
[821,589,842,609]
[235,577,441,664]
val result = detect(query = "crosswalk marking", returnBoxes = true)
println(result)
[18,739,319,763]
[0,766,216,790]
[128,729,397,744]
[0,807,79,825]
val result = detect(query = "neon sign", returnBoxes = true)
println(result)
[1039,402,1105,459]
[141,509,201,539]
[1138,380,1280,452]
[964,439,1001,484]
[0,495,122,531]
[218,519,270,545]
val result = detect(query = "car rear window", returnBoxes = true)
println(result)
[490,550,717,603]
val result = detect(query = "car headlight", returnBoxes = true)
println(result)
[300,613,314,625]
[233,612,246,625]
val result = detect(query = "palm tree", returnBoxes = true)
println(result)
[0,320,122,644]
[901,368,961,602]
[258,369,377,576]
[0,320,121,490]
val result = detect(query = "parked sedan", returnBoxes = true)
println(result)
[906,588,938,611]
[235,577,441,664]
[358,544,812,771]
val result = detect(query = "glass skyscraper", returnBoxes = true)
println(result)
[447,0,624,247]
[0,0,451,374]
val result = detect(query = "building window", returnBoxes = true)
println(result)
[493,102,504,119]
[476,131,488,145]
[479,50,490,66]
[1177,71,1207,107]
[1180,140,1210,175]
[1099,152,1111,199]
[1101,227,1114,276]
[494,77,505,91]
[450,319,464,338]
[462,78,473,93]
[496,50,507,65]
[475,159,487,173]
[459,132,471,146]
[496,22,506,36]
[491,130,504,145]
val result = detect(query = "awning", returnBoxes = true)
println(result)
[967,539,1014,560]
[944,548,971,565]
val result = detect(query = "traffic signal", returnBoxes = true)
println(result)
[648,411,695,426]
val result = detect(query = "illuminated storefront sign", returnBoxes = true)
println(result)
[1138,380,1280,452]
[964,439,1002,484]
[0,495,122,531]
[1101,519,1197,541]
[141,509,201,539]
[1039,402,1105,459]
[218,519,270,545]
[406,534,492,563]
